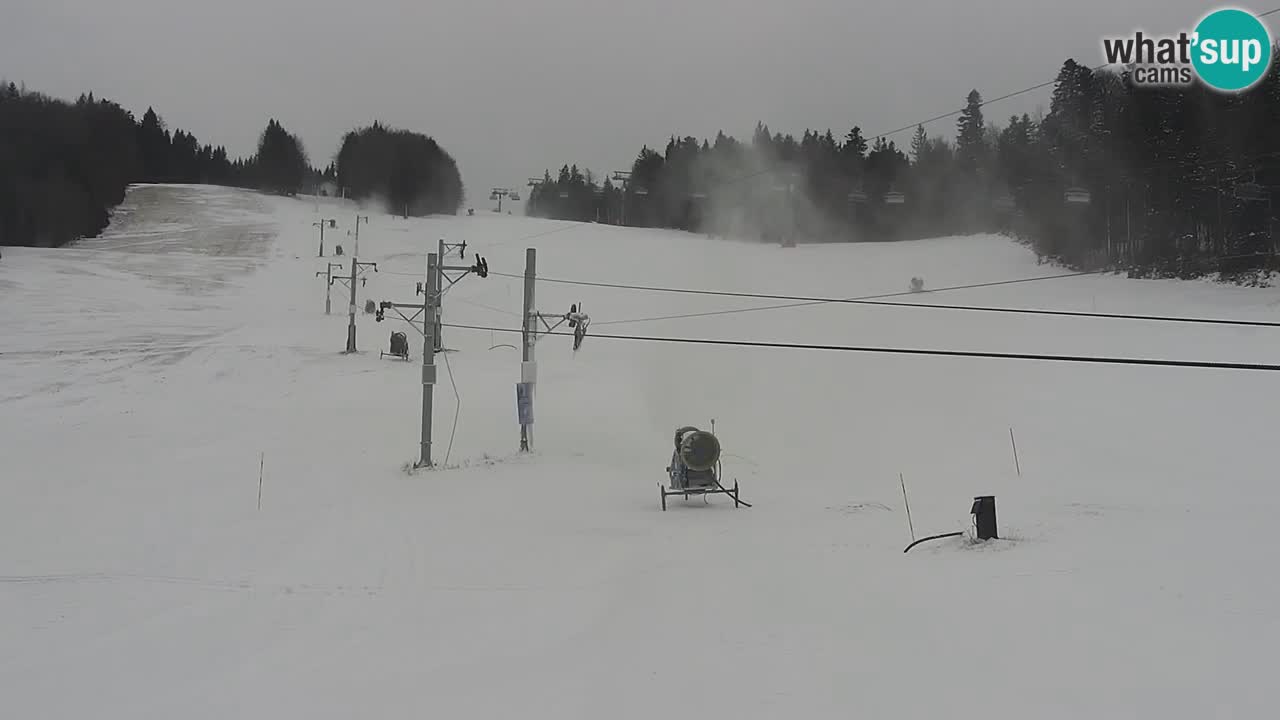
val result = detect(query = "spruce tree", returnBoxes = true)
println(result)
[955,90,987,176]
[254,119,308,195]
[910,124,929,164]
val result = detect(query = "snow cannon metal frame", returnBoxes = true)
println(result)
[661,426,741,511]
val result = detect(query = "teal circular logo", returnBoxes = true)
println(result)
[1191,8,1273,91]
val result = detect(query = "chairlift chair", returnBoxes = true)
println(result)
[566,303,589,351]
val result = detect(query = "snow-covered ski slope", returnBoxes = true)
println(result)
[3,184,1279,718]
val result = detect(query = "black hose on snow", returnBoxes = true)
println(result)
[902,531,964,554]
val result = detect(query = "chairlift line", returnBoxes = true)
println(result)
[441,322,1280,373]
[488,257,1280,330]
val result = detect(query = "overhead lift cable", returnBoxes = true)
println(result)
[442,322,1280,373]
[489,261,1280,331]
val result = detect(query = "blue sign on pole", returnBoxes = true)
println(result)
[516,382,534,425]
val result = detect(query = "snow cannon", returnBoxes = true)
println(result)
[380,331,409,361]
[677,427,720,472]
[661,425,744,511]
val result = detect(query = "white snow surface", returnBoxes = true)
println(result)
[3,184,1280,717]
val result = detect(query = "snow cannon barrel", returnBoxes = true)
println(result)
[677,428,720,472]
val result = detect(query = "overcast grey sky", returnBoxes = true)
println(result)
[3,1,1274,207]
